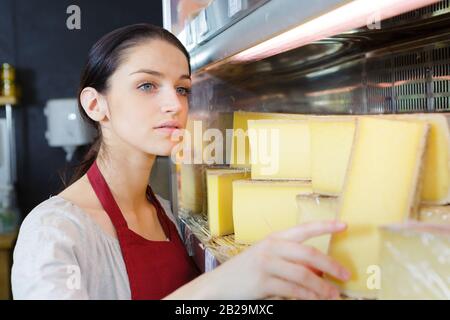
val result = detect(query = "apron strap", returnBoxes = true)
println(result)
[87,161,128,230]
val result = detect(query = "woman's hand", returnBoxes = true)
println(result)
[165,220,350,300]
[202,220,350,300]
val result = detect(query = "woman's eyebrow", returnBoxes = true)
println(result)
[129,69,191,80]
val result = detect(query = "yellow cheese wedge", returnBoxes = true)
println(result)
[378,114,450,204]
[230,111,305,168]
[247,119,311,180]
[417,114,450,204]
[179,164,206,214]
[309,118,356,195]
[206,168,250,237]
[418,205,450,224]
[379,222,450,300]
[327,117,429,299]
[233,180,312,244]
[296,194,338,253]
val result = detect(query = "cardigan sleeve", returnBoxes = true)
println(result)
[11,206,90,300]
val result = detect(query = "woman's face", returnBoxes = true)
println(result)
[102,39,190,157]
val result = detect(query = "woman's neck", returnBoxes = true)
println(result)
[96,149,156,212]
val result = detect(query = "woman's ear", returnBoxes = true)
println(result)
[80,87,109,122]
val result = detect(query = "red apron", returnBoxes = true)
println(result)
[87,161,200,300]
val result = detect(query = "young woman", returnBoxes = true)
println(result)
[11,24,350,300]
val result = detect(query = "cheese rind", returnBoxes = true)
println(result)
[418,205,450,224]
[206,168,250,237]
[328,117,429,299]
[379,222,450,300]
[296,194,338,253]
[309,118,356,195]
[233,180,312,244]
[247,119,311,180]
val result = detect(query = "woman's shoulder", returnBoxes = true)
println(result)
[18,196,97,243]
[20,191,180,242]
[12,196,96,299]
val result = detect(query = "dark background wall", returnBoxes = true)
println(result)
[0,0,164,218]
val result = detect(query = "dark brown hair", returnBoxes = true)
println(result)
[66,23,190,186]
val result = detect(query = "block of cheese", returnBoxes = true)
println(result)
[309,118,356,195]
[233,180,312,244]
[378,114,450,204]
[247,119,311,180]
[206,168,250,237]
[418,205,450,224]
[296,194,338,253]
[230,111,305,168]
[179,164,206,214]
[327,117,429,299]
[379,222,450,300]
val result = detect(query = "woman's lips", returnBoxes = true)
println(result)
[154,123,182,136]
[154,126,179,134]
[155,126,181,137]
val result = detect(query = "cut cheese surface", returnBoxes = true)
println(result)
[418,205,450,224]
[206,168,250,237]
[328,117,429,299]
[247,119,311,180]
[418,114,450,203]
[378,114,450,204]
[296,194,338,253]
[379,222,450,300]
[232,180,312,244]
[230,111,305,168]
[309,118,356,195]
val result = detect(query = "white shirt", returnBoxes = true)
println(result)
[11,194,182,300]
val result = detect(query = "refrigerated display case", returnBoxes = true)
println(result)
[162,0,450,292]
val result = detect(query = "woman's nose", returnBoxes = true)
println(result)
[160,88,184,114]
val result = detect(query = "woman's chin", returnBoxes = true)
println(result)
[158,149,172,157]
[138,137,180,158]
[144,143,174,157]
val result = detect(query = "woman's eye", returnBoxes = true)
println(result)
[176,87,191,96]
[138,83,155,92]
